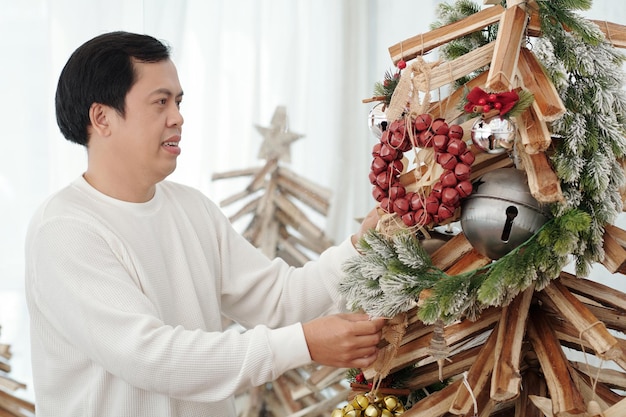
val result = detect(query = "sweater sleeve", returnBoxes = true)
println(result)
[204,198,358,329]
[26,216,313,403]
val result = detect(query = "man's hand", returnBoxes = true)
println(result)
[351,208,380,248]
[302,313,386,369]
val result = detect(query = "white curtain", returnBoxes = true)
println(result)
[0,0,623,403]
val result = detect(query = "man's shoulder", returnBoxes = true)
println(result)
[33,179,87,217]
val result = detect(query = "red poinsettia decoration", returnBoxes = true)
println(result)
[463,86,519,117]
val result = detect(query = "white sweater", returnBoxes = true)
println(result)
[25,176,356,417]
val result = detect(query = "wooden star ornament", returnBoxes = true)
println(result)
[255,106,304,163]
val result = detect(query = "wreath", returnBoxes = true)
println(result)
[369,113,473,229]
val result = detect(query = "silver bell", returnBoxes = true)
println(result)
[460,168,551,259]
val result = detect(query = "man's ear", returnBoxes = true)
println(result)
[89,103,112,137]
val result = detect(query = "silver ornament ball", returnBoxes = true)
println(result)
[368,102,388,139]
[471,116,516,154]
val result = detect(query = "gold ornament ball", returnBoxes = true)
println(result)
[383,396,399,411]
[331,408,344,417]
[352,394,370,410]
[381,409,393,417]
[342,404,362,417]
[364,404,381,417]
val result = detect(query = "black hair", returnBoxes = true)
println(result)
[55,31,171,146]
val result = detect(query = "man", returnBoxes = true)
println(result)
[25,31,383,417]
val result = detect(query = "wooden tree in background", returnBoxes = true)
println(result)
[0,333,34,416]
[212,106,334,266]
[213,107,346,416]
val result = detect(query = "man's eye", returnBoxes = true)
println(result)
[158,98,167,105]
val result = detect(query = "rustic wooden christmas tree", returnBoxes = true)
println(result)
[213,106,347,416]
[334,1,626,416]
[212,105,334,267]
[0,334,35,416]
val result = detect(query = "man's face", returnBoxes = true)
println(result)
[108,59,184,185]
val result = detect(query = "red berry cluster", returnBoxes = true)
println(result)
[477,93,502,113]
[354,372,393,389]
[369,113,475,228]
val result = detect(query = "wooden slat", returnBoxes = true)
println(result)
[404,345,481,390]
[528,395,554,417]
[604,397,626,417]
[542,280,624,362]
[402,379,463,417]
[273,375,302,414]
[364,307,500,380]
[468,147,515,180]
[517,47,566,121]
[278,229,331,256]
[571,370,616,413]
[491,285,534,402]
[277,237,312,266]
[220,188,259,208]
[413,42,495,92]
[255,179,280,258]
[486,5,528,91]
[527,307,587,415]
[211,166,260,180]
[444,248,491,275]
[0,389,35,416]
[572,362,626,394]
[602,226,626,274]
[473,380,496,417]
[559,271,626,312]
[0,345,11,360]
[449,323,498,414]
[527,10,626,49]
[388,5,504,64]
[516,146,564,203]
[247,158,278,192]
[601,224,626,274]
[514,101,552,155]
[594,20,626,49]
[274,193,328,241]
[227,195,261,223]
[584,303,626,333]
[276,172,330,215]
[285,388,351,417]
[428,70,489,123]
[430,232,475,270]
[517,370,547,417]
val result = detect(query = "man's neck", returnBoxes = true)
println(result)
[83,170,156,203]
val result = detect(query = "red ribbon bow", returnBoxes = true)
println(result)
[463,87,519,116]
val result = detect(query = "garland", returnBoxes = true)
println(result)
[340,208,590,324]
[341,0,626,324]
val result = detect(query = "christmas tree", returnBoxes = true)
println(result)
[213,105,334,266]
[333,1,626,416]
